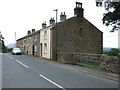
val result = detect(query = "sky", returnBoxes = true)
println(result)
[0,0,118,48]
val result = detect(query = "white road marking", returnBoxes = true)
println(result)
[9,56,13,59]
[16,60,29,68]
[40,74,66,90]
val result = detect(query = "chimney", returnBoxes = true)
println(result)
[49,18,55,25]
[74,2,84,17]
[42,21,47,28]
[32,29,35,33]
[60,12,66,22]
[27,30,31,34]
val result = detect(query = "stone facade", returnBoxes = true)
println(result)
[51,2,103,63]
[52,17,103,63]
[17,30,40,56]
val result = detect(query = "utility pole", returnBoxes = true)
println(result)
[15,32,16,48]
[53,9,58,61]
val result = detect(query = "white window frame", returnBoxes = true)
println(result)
[44,31,47,40]
[44,43,47,54]
[35,45,37,52]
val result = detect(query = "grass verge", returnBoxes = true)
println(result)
[76,62,99,69]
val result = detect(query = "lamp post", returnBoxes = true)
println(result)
[53,9,58,61]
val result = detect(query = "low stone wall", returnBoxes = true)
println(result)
[73,53,101,65]
[57,52,119,74]
[100,55,120,74]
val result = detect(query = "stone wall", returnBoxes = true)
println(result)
[52,16,103,62]
[16,30,40,56]
[73,53,101,65]
[57,52,74,63]
[100,55,120,74]
[73,53,119,74]
[57,52,119,74]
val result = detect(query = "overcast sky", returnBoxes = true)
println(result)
[0,0,118,48]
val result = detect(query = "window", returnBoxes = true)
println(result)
[79,28,83,36]
[44,31,47,40]
[34,35,37,41]
[44,43,47,54]
[24,46,26,51]
[29,37,31,40]
[35,45,37,52]
[29,45,31,52]
[24,39,26,42]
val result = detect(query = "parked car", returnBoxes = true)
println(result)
[12,48,22,55]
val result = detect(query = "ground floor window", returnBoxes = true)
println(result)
[44,43,47,54]
[35,45,37,53]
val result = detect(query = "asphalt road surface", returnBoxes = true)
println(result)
[2,53,118,89]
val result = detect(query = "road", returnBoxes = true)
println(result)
[2,53,118,89]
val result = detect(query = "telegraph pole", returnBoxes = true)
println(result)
[15,32,16,48]
[53,9,58,61]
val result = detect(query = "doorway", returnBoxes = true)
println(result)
[32,45,35,55]
[40,43,42,57]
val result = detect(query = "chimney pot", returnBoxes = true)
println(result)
[32,29,35,33]
[74,2,84,17]
[28,30,31,34]
[49,17,55,25]
[60,12,66,22]
[42,21,47,28]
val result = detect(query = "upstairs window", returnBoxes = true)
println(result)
[79,28,83,36]
[44,31,47,40]
[24,39,26,42]
[34,35,37,41]
[29,37,31,40]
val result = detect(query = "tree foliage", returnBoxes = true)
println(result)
[108,48,120,56]
[96,0,120,32]
[0,32,7,53]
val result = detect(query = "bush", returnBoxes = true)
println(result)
[7,48,13,51]
[108,48,120,56]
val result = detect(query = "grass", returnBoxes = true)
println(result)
[6,51,12,53]
[76,62,99,69]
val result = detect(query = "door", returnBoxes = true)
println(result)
[40,43,42,57]
[32,45,35,55]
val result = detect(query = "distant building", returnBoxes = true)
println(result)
[17,29,40,56]
[17,2,103,63]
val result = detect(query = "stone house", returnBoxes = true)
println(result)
[17,2,103,63]
[51,2,103,63]
[17,19,55,59]
[16,29,40,56]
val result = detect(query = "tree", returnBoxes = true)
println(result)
[0,31,7,53]
[96,0,120,32]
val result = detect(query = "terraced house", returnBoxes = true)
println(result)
[17,2,103,63]
[17,29,40,56]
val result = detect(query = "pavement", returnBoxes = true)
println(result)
[38,57,119,82]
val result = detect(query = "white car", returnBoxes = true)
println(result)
[12,48,22,55]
